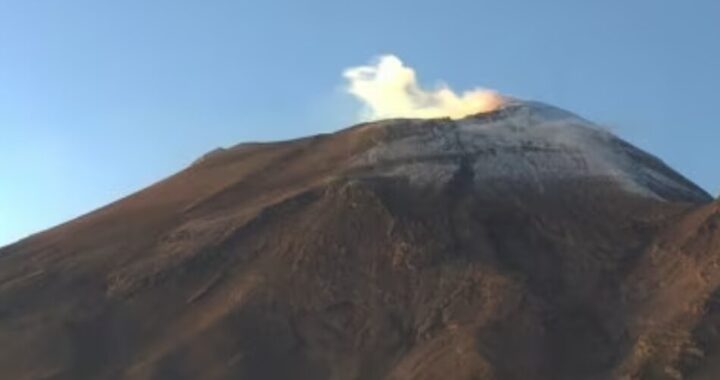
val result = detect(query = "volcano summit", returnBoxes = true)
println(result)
[0,101,717,380]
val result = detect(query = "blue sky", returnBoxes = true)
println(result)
[1,0,719,247]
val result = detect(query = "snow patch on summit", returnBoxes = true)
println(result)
[350,102,710,203]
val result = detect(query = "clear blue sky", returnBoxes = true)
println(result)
[1,0,718,247]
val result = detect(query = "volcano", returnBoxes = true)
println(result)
[0,101,718,380]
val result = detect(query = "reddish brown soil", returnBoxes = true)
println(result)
[0,120,717,380]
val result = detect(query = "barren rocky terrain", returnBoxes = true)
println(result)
[0,102,717,380]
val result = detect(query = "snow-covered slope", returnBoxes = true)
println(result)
[351,101,710,203]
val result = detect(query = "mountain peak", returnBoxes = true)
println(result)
[349,101,710,203]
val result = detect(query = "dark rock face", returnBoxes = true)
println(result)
[0,103,716,380]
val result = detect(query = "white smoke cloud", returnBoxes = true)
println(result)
[343,55,505,120]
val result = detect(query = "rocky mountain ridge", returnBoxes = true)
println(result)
[0,102,716,380]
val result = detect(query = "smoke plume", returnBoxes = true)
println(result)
[343,55,505,120]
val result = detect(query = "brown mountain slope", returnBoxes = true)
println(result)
[0,102,716,380]
[619,200,720,379]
